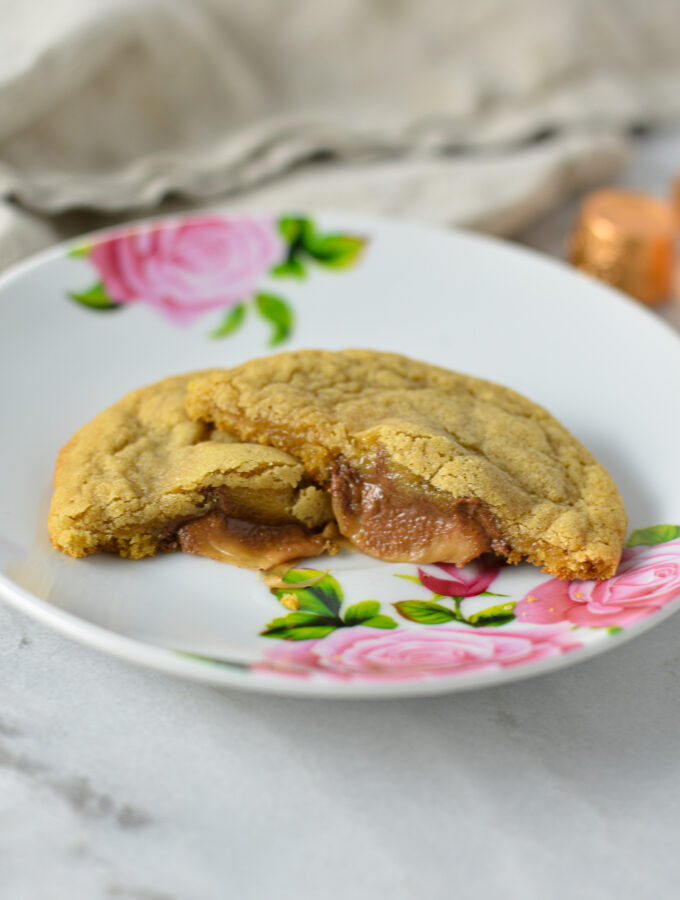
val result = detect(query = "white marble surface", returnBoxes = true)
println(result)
[3,131,680,900]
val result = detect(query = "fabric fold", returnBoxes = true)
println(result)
[0,0,678,266]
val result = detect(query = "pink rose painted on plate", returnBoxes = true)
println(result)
[88,217,283,325]
[67,213,368,343]
[256,624,582,681]
[515,538,680,628]
[417,558,502,597]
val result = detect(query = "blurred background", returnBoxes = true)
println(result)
[2,0,680,313]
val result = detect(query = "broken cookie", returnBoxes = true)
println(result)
[185,350,627,579]
[48,372,336,568]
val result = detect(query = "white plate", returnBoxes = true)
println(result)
[1,210,679,697]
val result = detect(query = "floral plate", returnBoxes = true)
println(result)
[0,210,678,697]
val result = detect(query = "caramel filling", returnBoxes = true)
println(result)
[177,512,338,570]
[165,451,507,570]
[330,453,509,566]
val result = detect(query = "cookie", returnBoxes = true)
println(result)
[48,373,336,569]
[186,350,627,579]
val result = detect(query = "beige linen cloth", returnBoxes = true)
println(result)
[1,0,680,269]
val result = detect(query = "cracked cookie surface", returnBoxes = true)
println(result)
[48,372,334,565]
[185,350,627,579]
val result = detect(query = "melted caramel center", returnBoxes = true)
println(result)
[177,512,337,570]
[329,454,509,566]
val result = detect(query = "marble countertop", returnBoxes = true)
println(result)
[3,132,680,900]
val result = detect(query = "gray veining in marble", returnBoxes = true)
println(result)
[3,597,680,900]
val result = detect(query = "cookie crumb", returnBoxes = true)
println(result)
[280,593,300,610]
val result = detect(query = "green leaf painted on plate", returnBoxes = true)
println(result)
[343,601,380,625]
[278,216,315,247]
[607,626,623,636]
[67,244,93,258]
[394,574,423,585]
[275,625,338,640]
[305,234,366,268]
[174,651,250,671]
[68,282,120,310]
[626,524,680,547]
[277,216,366,274]
[393,600,456,625]
[254,292,294,346]
[260,611,339,640]
[361,615,398,630]
[210,302,247,338]
[270,257,306,279]
[467,601,516,627]
[272,568,344,618]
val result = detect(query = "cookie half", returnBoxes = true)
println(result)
[185,350,627,579]
[48,373,336,569]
